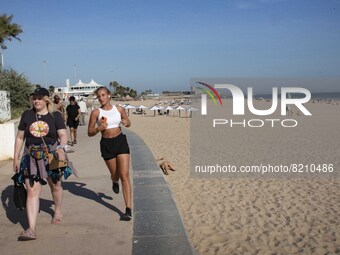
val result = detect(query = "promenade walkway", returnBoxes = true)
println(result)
[0,124,193,255]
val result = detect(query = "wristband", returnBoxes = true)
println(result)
[56,145,66,150]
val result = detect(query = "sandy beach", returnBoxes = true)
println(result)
[126,99,340,254]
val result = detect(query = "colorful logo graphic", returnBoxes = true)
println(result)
[196,82,223,106]
[30,121,49,137]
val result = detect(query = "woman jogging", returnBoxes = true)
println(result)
[87,86,132,221]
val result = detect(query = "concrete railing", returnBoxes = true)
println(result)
[0,119,19,161]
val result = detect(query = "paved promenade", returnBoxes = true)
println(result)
[0,124,193,255]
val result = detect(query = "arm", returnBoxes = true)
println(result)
[13,130,25,172]
[64,106,68,122]
[75,108,81,121]
[60,103,65,114]
[118,106,131,127]
[88,109,107,136]
[56,128,67,161]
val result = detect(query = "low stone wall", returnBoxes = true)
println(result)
[0,119,19,160]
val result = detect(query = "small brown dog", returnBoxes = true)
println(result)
[156,157,176,175]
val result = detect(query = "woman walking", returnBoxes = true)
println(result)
[88,86,132,220]
[13,88,76,241]
[65,96,80,146]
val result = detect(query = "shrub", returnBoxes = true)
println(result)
[0,68,33,119]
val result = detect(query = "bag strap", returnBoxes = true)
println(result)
[35,113,49,155]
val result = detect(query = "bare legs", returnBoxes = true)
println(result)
[69,127,75,144]
[105,154,132,209]
[47,178,63,220]
[69,127,78,144]
[74,128,78,143]
[25,179,42,231]
[24,178,63,232]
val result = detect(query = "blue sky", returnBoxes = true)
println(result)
[1,0,340,93]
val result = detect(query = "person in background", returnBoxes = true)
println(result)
[65,96,80,146]
[53,95,65,119]
[13,87,76,241]
[78,98,88,126]
[87,86,132,221]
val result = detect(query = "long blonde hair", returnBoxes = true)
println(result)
[30,96,56,114]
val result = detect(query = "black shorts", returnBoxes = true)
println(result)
[67,118,79,128]
[100,133,130,160]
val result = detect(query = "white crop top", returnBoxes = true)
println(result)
[97,105,121,129]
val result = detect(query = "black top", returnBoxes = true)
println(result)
[18,109,66,146]
[66,104,80,119]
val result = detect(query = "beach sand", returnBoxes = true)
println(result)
[125,99,339,254]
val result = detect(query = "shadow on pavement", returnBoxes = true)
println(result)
[1,185,55,229]
[62,181,124,217]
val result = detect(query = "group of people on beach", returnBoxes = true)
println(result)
[12,86,132,241]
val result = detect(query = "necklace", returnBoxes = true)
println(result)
[36,110,48,118]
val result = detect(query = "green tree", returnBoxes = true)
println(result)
[0,68,33,118]
[0,14,23,49]
[129,89,137,98]
[109,81,119,93]
[141,89,152,96]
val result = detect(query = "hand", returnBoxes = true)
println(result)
[120,119,130,127]
[13,159,20,173]
[97,122,108,132]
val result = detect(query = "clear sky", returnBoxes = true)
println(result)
[1,0,340,93]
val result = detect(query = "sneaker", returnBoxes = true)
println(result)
[112,182,119,194]
[121,207,132,221]
[74,140,77,144]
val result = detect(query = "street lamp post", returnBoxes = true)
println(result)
[74,64,77,84]
[0,51,4,71]
[43,60,48,88]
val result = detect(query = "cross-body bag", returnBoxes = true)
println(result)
[35,113,68,170]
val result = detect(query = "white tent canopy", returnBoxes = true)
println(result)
[187,107,198,111]
[165,106,174,111]
[136,105,148,109]
[124,105,136,109]
[149,106,160,111]
[176,106,186,110]
[71,79,102,88]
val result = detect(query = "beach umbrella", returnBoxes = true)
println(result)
[149,105,160,116]
[187,107,198,117]
[175,105,186,117]
[136,105,148,109]
[165,106,174,111]
[136,105,148,115]
[165,106,174,116]
[124,105,135,116]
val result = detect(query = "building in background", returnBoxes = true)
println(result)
[54,79,103,100]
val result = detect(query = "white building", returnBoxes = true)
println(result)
[55,79,103,99]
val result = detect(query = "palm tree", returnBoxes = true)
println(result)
[0,14,23,49]
[109,81,113,93]
[112,81,119,93]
